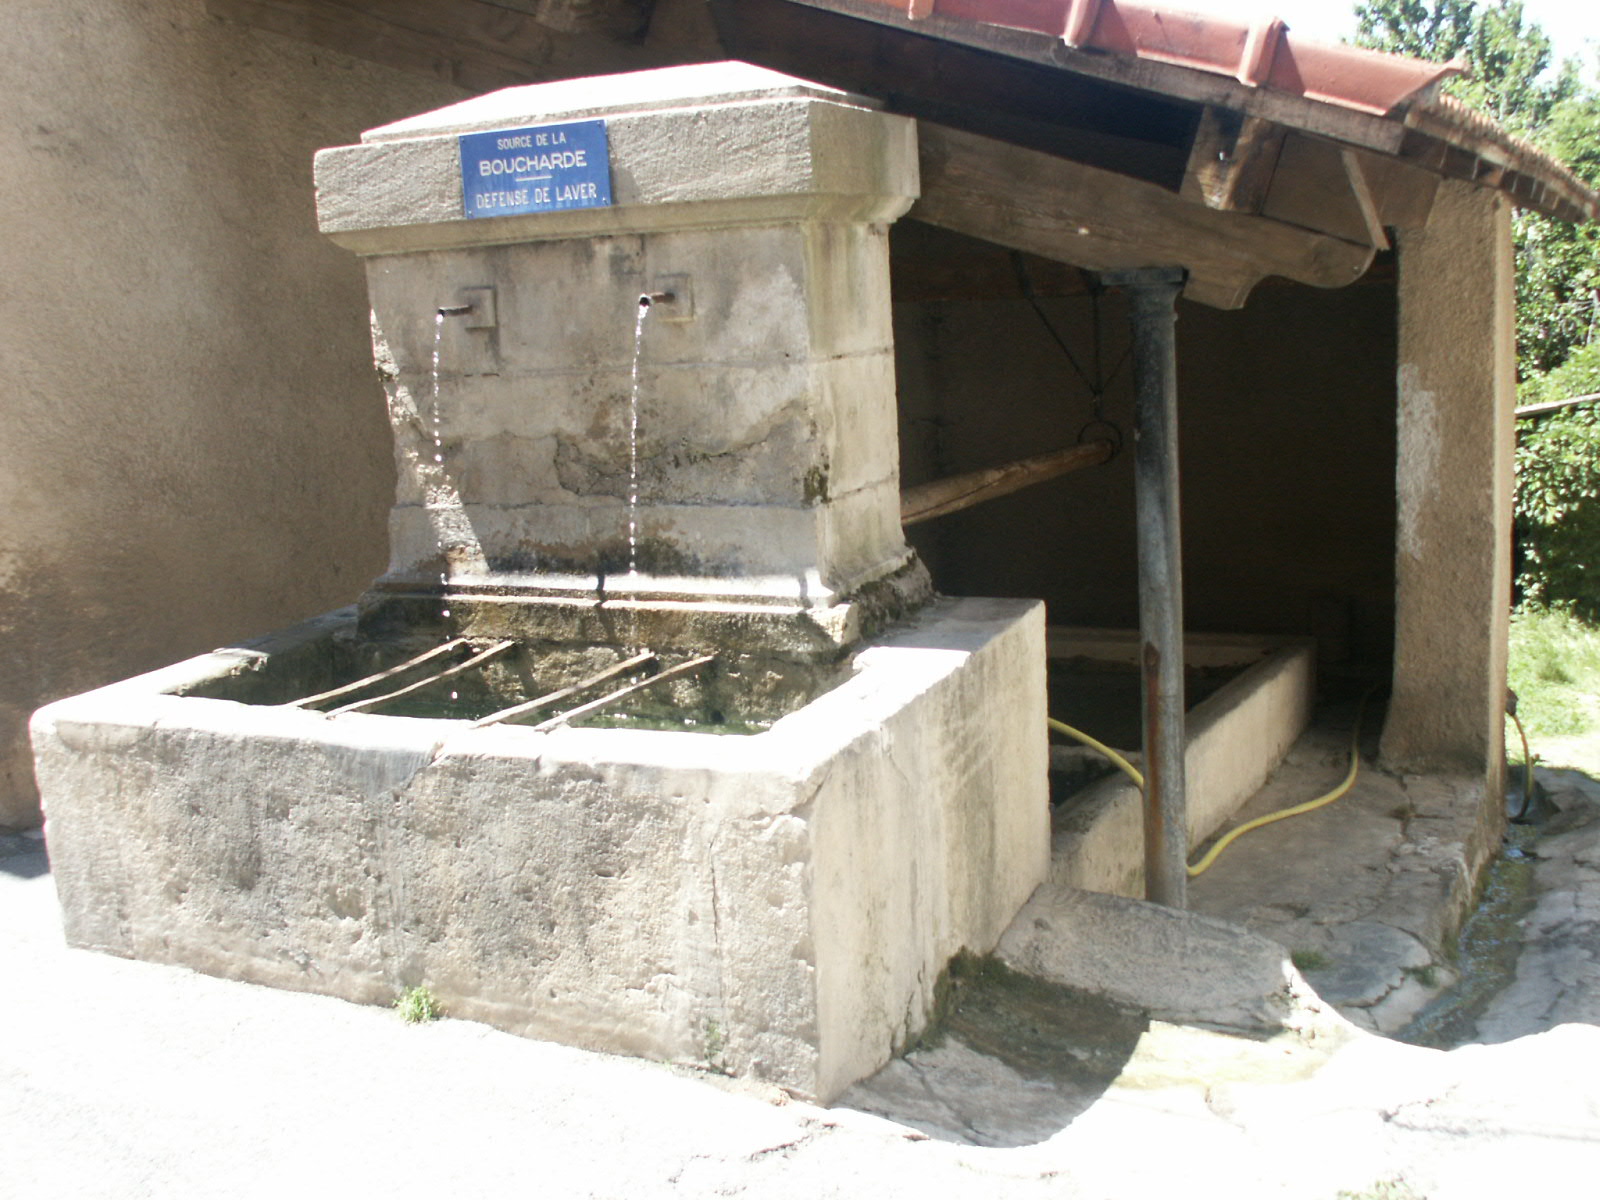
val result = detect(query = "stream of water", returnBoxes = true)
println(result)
[429,310,459,703]
[628,296,651,583]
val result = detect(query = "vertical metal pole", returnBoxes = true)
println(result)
[1103,267,1188,908]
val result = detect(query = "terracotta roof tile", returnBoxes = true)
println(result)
[862,0,1458,115]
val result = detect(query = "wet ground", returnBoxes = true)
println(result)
[7,723,1600,1196]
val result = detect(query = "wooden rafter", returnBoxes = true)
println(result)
[912,121,1376,310]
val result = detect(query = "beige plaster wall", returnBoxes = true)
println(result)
[1380,181,1515,783]
[894,241,1398,671]
[1,0,466,827]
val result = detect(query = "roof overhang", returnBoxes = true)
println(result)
[208,0,1598,307]
[756,0,1598,225]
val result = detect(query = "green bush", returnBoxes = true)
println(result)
[1517,344,1600,617]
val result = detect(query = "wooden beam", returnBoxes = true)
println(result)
[1255,134,1444,246]
[1180,106,1285,215]
[901,441,1114,526]
[768,0,1410,157]
[1341,147,1391,251]
[890,220,1094,302]
[205,0,667,93]
[1359,152,1440,231]
[711,0,1196,190]
[489,0,656,38]
[911,121,1376,310]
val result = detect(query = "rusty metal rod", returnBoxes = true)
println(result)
[899,440,1114,526]
[530,655,714,733]
[286,638,473,709]
[1106,265,1189,910]
[471,651,658,729]
[328,640,519,716]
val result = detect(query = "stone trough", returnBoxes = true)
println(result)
[32,63,1048,1103]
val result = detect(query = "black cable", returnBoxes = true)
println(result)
[1012,252,1096,395]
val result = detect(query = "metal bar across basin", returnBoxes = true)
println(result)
[528,655,715,733]
[471,651,659,729]
[287,638,473,709]
[329,640,519,716]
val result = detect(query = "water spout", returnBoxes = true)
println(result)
[437,303,474,318]
[638,292,675,308]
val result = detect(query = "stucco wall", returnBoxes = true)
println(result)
[0,0,466,827]
[894,236,1398,670]
[1381,181,1515,782]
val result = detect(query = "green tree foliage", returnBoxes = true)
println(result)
[1356,1,1600,611]
[1354,0,1575,132]
[1354,0,1595,367]
[1521,92,1600,373]
[1517,345,1600,617]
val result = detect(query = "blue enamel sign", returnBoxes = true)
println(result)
[458,120,613,219]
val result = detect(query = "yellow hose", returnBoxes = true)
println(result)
[1047,717,1144,788]
[1507,707,1535,820]
[1047,690,1373,879]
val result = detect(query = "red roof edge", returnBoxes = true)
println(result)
[867,0,1460,116]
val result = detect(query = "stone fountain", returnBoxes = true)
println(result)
[32,62,1047,1102]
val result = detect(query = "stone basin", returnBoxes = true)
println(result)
[33,596,1047,1102]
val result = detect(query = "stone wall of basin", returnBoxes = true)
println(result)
[33,596,1049,1101]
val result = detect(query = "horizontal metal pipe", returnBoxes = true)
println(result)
[1515,391,1600,418]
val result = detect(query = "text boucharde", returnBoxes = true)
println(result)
[459,120,612,219]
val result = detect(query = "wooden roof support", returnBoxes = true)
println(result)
[1181,107,1441,250]
[900,440,1114,526]
[1180,107,1285,215]
[912,121,1376,310]
[205,0,672,93]
[1340,147,1391,251]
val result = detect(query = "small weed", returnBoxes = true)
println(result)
[1291,949,1332,972]
[394,985,443,1024]
[1409,963,1439,988]
[702,1018,726,1070]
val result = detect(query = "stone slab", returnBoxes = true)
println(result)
[996,883,1344,1038]
[315,63,920,253]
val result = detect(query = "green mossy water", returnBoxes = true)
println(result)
[1397,823,1539,1049]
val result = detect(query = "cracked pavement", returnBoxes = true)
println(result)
[9,726,1600,1196]
[1185,718,1500,1035]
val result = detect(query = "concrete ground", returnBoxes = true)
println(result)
[8,724,1600,1197]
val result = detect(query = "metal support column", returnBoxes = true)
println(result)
[1103,267,1188,908]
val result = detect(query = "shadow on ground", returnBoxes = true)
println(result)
[0,833,47,880]
[838,956,1149,1147]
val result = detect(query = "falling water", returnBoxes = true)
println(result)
[430,310,459,703]
[627,296,651,582]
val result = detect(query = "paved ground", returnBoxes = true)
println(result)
[8,734,1600,1197]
